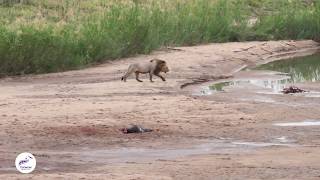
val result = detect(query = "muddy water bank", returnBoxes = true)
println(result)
[199,53,320,94]
[0,138,297,173]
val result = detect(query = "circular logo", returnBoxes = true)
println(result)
[15,152,36,173]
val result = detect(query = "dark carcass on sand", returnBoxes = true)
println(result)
[121,125,153,134]
[282,86,307,94]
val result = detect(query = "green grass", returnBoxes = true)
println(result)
[0,0,319,76]
[253,0,320,40]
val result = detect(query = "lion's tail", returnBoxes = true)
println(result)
[121,65,134,82]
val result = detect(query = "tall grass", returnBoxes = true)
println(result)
[254,0,320,41]
[0,0,319,76]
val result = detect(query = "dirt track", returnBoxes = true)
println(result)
[0,40,320,179]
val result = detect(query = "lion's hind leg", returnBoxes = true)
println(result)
[135,72,143,82]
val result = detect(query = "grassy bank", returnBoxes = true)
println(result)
[0,0,319,76]
[254,0,320,41]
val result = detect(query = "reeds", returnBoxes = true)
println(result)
[0,0,318,75]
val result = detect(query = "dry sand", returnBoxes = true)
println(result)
[0,40,319,179]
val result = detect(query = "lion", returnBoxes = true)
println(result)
[121,59,169,82]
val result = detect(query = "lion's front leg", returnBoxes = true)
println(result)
[155,73,166,81]
[149,72,154,82]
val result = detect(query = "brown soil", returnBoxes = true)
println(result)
[0,40,320,179]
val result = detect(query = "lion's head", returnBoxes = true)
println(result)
[159,61,169,73]
[152,59,169,73]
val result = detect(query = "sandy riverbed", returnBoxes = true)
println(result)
[0,40,320,179]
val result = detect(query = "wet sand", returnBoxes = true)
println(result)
[0,40,320,179]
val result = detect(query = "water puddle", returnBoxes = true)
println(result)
[209,76,290,93]
[201,54,320,95]
[273,136,296,143]
[34,140,295,165]
[0,139,297,172]
[239,96,276,103]
[256,54,320,83]
[231,141,294,147]
[273,120,320,127]
[275,136,288,143]
[304,91,320,97]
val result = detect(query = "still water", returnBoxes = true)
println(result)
[209,54,320,92]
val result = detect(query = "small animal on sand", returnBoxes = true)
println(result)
[121,125,153,134]
[121,59,169,82]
